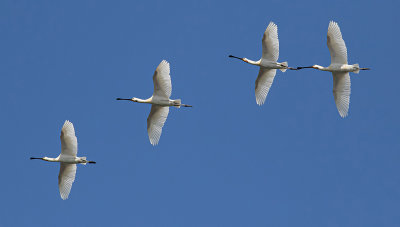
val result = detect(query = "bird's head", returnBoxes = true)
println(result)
[242,58,249,63]
[131,97,139,102]
[312,65,324,70]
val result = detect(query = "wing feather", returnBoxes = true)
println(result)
[60,120,77,157]
[153,60,172,99]
[255,68,277,105]
[327,21,348,64]
[261,22,279,61]
[147,105,169,145]
[58,163,77,200]
[332,72,351,118]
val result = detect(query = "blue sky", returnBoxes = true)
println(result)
[1,0,399,226]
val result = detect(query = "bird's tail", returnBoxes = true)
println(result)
[80,157,87,165]
[173,99,181,108]
[353,63,360,74]
[279,62,288,72]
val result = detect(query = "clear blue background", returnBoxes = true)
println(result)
[1,0,399,226]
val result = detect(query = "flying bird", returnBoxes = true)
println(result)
[117,60,192,146]
[229,21,295,105]
[297,21,370,117]
[30,120,96,200]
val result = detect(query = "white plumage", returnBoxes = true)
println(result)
[327,21,348,65]
[58,163,77,200]
[255,68,277,106]
[117,60,192,146]
[153,60,172,99]
[262,22,280,62]
[147,105,169,146]
[30,120,96,200]
[60,120,77,157]
[229,22,293,105]
[297,21,370,118]
[332,72,351,117]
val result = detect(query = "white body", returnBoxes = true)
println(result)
[43,156,88,164]
[302,21,368,118]
[118,60,191,146]
[31,120,94,200]
[230,22,290,105]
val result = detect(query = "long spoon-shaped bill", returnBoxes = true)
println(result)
[116,98,131,101]
[229,55,244,60]
[296,66,314,70]
[181,104,193,107]
[30,157,42,160]
[360,68,370,70]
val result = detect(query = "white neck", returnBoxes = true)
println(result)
[43,157,58,162]
[135,97,152,103]
[244,58,261,66]
[314,65,328,71]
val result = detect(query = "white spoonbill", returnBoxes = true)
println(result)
[117,60,192,146]
[30,120,96,200]
[229,22,295,105]
[297,21,370,118]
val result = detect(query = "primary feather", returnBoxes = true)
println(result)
[58,163,77,200]
[261,22,279,62]
[60,120,77,157]
[255,68,277,105]
[147,105,169,145]
[153,60,172,99]
[332,72,351,118]
[327,21,348,64]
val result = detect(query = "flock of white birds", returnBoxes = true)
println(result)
[31,21,369,200]
[229,21,369,117]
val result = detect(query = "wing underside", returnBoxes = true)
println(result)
[58,163,77,200]
[153,60,172,99]
[60,120,78,157]
[327,21,348,64]
[255,68,277,105]
[332,72,351,118]
[147,105,169,145]
[261,22,279,62]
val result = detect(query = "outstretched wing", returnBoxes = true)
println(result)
[332,72,351,118]
[261,22,279,62]
[153,60,172,99]
[60,120,77,157]
[327,21,348,64]
[147,105,169,146]
[255,68,277,105]
[58,163,77,200]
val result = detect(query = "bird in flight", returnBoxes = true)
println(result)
[297,21,370,117]
[117,60,192,146]
[30,120,96,200]
[229,21,296,105]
